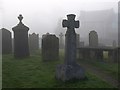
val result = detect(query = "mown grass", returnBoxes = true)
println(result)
[2,50,116,88]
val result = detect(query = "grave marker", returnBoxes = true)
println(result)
[12,14,30,58]
[89,30,98,47]
[42,33,59,61]
[56,14,85,81]
[2,28,12,54]
[29,33,39,54]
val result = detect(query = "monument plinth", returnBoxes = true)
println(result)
[56,14,85,81]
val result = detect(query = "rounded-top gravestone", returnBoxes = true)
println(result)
[12,14,30,58]
[89,30,98,47]
[1,28,12,54]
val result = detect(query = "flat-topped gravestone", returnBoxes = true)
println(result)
[56,14,85,82]
[12,14,30,58]
[59,32,64,49]
[89,30,98,47]
[42,33,59,61]
[1,28,12,54]
[29,33,39,54]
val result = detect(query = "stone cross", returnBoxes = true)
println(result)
[62,14,79,29]
[55,14,85,81]
[62,14,79,65]
[18,14,23,23]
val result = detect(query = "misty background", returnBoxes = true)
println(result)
[0,0,119,46]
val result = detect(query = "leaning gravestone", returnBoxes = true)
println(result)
[1,28,12,54]
[29,33,39,54]
[89,30,98,47]
[56,14,85,81]
[42,33,59,61]
[12,14,30,58]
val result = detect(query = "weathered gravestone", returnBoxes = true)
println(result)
[12,14,30,58]
[89,30,98,47]
[59,32,64,49]
[1,28,12,54]
[56,14,85,81]
[29,33,39,54]
[42,33,59,61]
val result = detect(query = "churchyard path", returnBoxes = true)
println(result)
[79,62,118,88]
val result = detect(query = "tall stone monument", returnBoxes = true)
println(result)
[12,14,30,58]
[56,14,85,81]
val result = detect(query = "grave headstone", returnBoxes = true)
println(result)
[12,14,30,58]
[1,28,12,54]
[42,33,59,61]
[59,32,64,49]
[56,14,85,82]
[29,33,39,54]
[89,30,98,47]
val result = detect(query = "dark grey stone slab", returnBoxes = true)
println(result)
[1,28,12,54]
[42,33,59,61]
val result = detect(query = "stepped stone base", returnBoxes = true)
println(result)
[55,64,85,82]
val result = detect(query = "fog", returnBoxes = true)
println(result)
[0,0,119,46]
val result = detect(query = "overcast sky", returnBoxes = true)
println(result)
[0,0,119,37]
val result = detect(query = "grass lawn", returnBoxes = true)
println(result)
[78,58,118,80]
[2,50,117,88]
